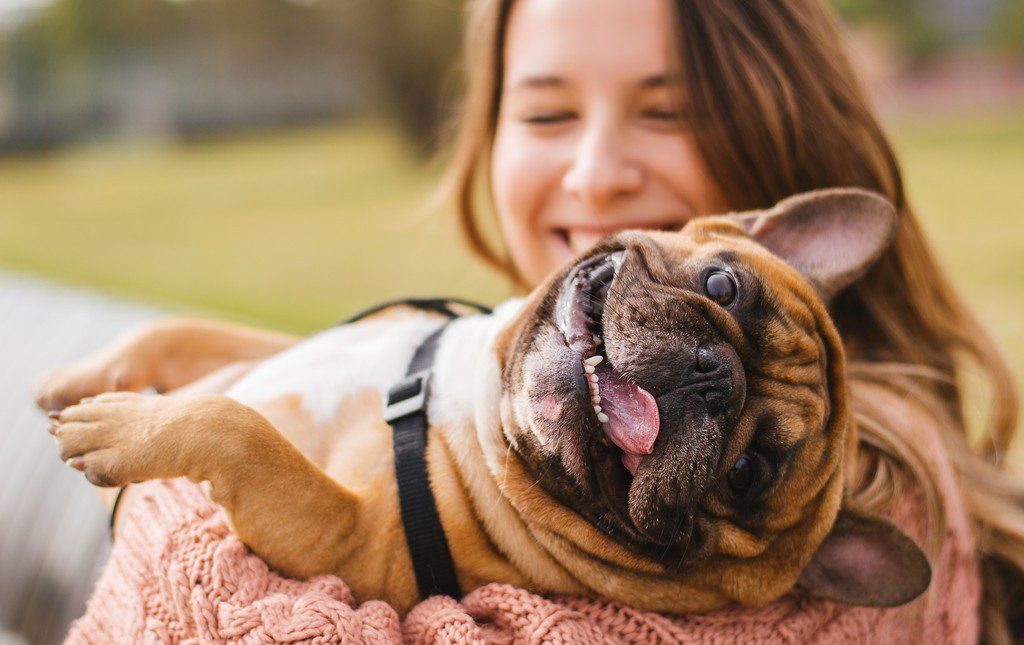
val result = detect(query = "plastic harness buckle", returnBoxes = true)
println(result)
[384,369,432,424]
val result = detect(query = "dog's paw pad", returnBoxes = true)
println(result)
[84,469,121,488]
[81,455,125,488]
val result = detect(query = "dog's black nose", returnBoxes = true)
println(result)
[685,344,742,416]
[695,347,720,373]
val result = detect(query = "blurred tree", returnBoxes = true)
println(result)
[0,0,462,152]
[832,0,949,60]
[356,0,463,154]
[993,0,1024,55]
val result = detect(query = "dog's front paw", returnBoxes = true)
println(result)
[49,392,197,487]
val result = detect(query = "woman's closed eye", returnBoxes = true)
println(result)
[521,111,577,126]
[639,107,686,129]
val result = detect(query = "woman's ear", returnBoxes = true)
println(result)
[738,188,898,300]
[797,505,931,607]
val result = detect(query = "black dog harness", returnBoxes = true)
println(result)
[347,298,492,599]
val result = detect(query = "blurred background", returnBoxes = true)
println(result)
[0,0,1021,642]
[0,0,1022,331]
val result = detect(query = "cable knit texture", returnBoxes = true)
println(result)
[67,415,980,644]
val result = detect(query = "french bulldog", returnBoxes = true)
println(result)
[41,188,930,614]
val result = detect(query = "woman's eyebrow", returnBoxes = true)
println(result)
[639,74,683,89]
[510,75,566,90]
[508,73,681,92]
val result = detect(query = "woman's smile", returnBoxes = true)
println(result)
[551,218,692,258]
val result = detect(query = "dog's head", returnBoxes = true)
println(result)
[495,188,930,609]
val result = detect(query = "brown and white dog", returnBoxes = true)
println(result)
[38,188,931,614]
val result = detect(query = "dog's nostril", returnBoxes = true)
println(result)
[695,347,720,373]
[697,383,734,415]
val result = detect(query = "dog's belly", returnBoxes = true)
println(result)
[224,311,445,482]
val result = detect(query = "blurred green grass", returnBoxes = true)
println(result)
[0,122,507,332]
[894,111,1024,429]
[0,114,1020,417]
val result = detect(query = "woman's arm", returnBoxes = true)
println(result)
[34,316,300,412]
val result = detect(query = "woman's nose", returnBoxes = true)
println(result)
[562,127,643,211]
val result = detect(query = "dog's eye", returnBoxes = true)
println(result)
[727,453,761,499]
[704,270,737,307]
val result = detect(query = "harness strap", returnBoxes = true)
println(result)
[384,325,459,598]
[337,297,492,326]
[379,297,490,600]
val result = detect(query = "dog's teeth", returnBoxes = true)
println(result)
[597,412,610,423]
[591,395,601,405]
[593,405,602,414]
[584,364,595,374]
[584,355,603,366]
[593,335,602,345]
[589,374,599,384]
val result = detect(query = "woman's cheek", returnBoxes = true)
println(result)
[642,130,728,214]
[492,127,569,277]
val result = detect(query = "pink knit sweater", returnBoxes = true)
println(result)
[67,421,980,644]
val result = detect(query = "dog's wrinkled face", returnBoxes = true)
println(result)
[495,189,930,608]
[500,220,841,561]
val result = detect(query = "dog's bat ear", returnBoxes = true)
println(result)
[797,505,931,607]
[737,188,898,300]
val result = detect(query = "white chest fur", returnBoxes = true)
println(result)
[225,300,524,432]
[227,311,446,425]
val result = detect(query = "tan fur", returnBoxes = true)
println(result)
[35,316,299,412]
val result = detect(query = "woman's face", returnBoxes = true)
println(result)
[491,0,728,288]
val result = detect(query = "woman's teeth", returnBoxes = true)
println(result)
[584,355,607,421]
[566,230,609,255]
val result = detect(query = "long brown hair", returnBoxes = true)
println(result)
[442,0,1022,641]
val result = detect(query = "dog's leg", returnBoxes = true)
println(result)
[51,391,361,578]
[95,359,263,513]
[35,317,299,412]
[165,359,261,398]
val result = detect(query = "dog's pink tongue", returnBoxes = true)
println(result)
[595,362,660,475]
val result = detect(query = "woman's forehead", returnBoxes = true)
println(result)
[503,0,676,88]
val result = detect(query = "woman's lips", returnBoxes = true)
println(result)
[553,220,688,256]
[565,229,609,255]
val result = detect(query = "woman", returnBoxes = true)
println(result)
[41,0,1022,640]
